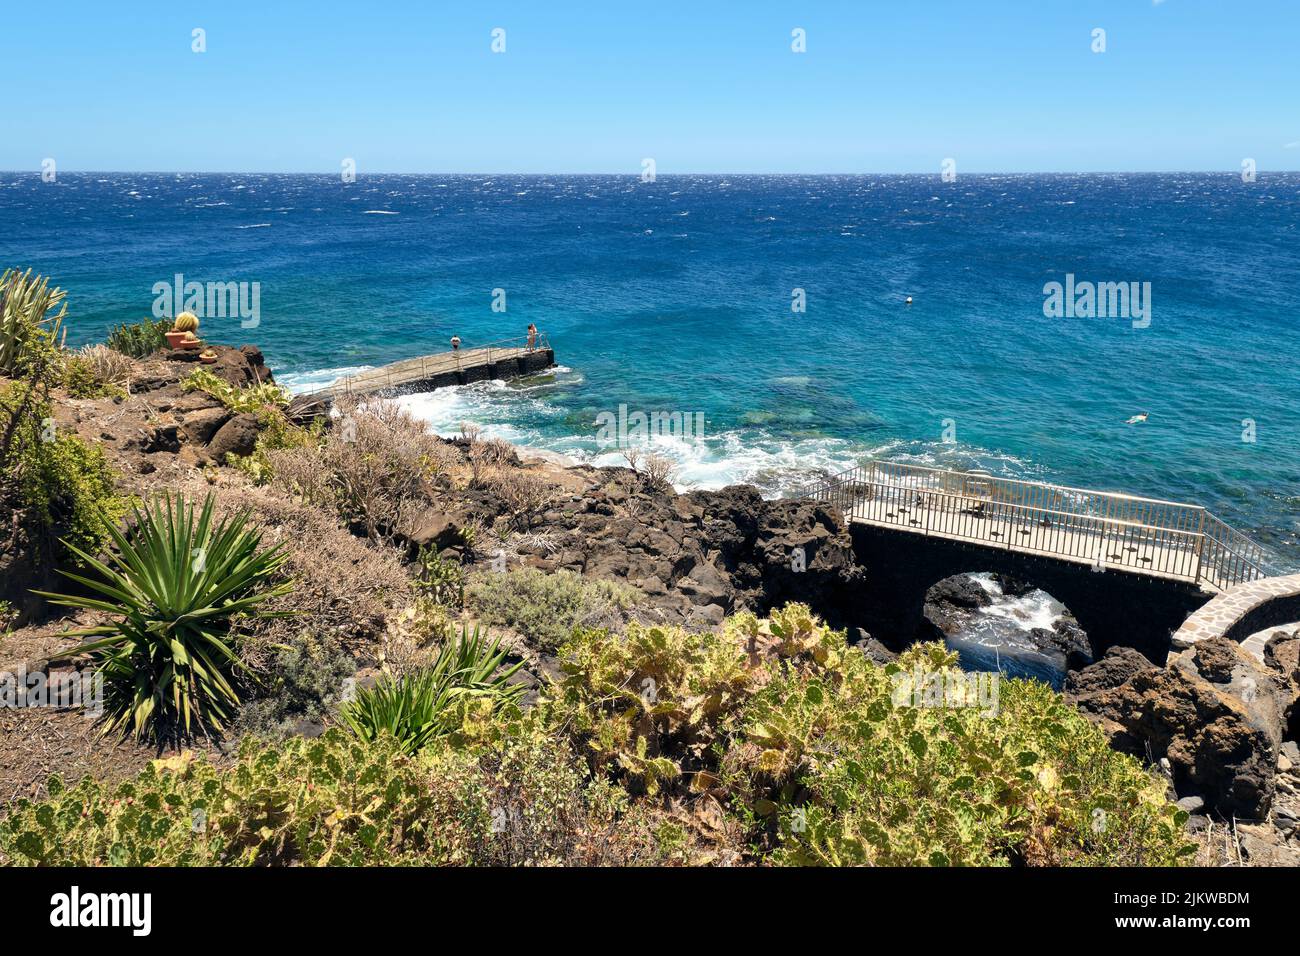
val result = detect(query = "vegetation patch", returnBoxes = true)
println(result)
[235,631,356,741]
[105,317,170,358]
[266,399,459,541]
[340,624,523,754]
[37,493,293,739]
[0,382,125,568]
[183,367,321,483]
[548,604,1194,866]
[0,721,667,867]
[1,603,1192,867]
[466,566,643,654]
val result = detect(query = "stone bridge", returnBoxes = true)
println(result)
[805,461,1274,661]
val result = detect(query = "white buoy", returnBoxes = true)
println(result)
[905,296,913,305]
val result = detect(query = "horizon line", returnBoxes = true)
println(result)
[6,168,1297,177]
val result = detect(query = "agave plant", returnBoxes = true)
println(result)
[36,493,293,739]
[340,624,525,753]
[0,268,67,376]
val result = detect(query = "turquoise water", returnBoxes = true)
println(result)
[3,172,1297,566]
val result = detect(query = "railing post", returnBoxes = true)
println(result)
[1193,508,1206,587]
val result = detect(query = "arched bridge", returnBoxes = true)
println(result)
[805,461,1271,660]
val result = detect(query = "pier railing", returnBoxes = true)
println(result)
[300,331,551,399]
[803,460,1267,592]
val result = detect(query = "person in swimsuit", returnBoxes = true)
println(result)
[450,335,461,351]
[527,323,537,351]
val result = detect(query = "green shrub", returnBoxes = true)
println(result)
[0,383,125,563]
[60,351,126,400]
[36,493,294,739]
[0,599,1195,868]
[466,567,642,654]
[235,631,356,741]
[550,603,1195,867]
[0,733,442,866]
[415,544,464,608]
[552,617,753,796]
[0,723,662,867]
[340,624,524,754]
[182,367,288,413]
[106,317,169,358]
[183,367,320,483]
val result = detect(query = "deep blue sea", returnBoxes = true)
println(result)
[3,172,1298,568]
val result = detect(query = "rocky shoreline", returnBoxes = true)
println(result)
[2,341,1299,865]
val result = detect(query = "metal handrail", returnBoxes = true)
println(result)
[802,460,1268,592]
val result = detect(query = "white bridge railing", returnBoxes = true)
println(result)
[803,460,1267,592]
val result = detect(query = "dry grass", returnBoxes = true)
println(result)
[202,484,416,664]
[71,344,134,388]
[642,453,677,492]
[480,468,557,529]
[266,398,462,542]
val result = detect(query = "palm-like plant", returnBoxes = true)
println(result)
[340,624,525,753]
[37,493,293,739]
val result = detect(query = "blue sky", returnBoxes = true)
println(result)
[2,0,1297,173]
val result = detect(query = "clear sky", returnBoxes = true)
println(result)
[2,0,1297,174]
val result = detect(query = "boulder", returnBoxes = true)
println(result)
[179,406,232,445]
[1066,638,1287,817]
[928,575,993,610]
[686,486,867,627]
[1064,645,1155,696]
[204,413,260,463]
[923,574,991,636]
[1263,629,1300,741]
[204,347,269,389]
[993,573,1035,598]
[124,423,181,454]
[851,629,898,666]
[409,512,467,553]
[1026,618,1093,671]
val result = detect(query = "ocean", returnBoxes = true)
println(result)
[4,171,1298,571]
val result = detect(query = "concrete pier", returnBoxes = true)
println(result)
[305,336,555,400]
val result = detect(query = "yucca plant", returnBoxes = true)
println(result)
[36,493,293,739]
[0,268,67,376]
[340,624,525,753]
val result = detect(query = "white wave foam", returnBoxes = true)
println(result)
[291,365,1038,499]
[967,573,1065,633]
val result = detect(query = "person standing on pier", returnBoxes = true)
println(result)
[526,323,537,351]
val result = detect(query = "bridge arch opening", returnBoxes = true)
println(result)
[921,572,1094,690]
